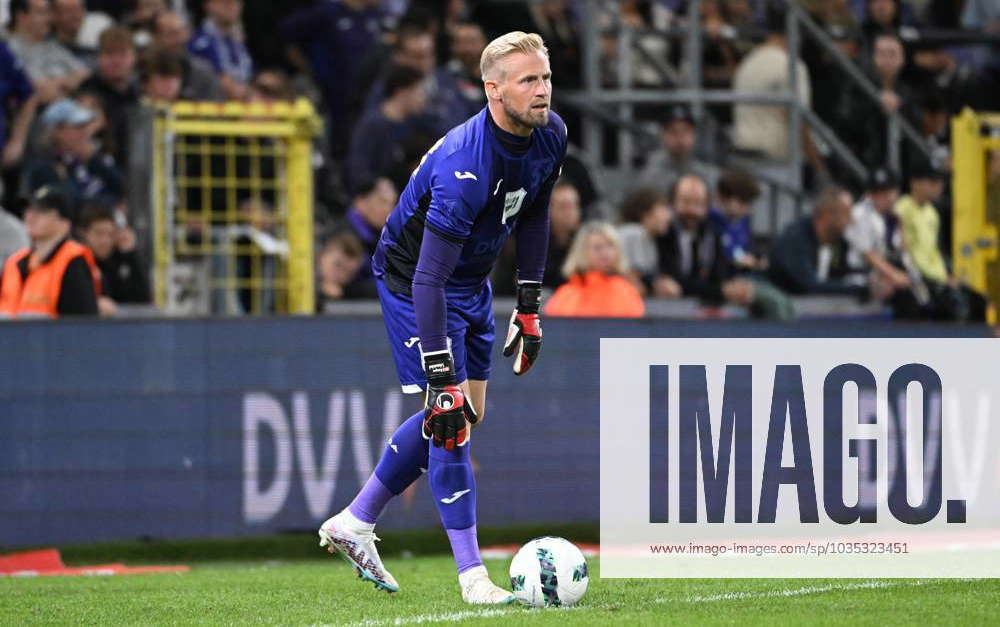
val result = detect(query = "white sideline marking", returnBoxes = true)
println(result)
[339,607,520,626]
[677,579,933,603]
[332,579,968,626]
[337,604,599,627]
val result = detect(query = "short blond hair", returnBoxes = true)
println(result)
[561,221,629,278]
[480,31,548,81]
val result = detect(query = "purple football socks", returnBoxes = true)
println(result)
[347,474,394,524]
[447,525,484,574]
[347,406,484,573]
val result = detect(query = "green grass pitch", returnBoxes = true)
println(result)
[3,530,998,626]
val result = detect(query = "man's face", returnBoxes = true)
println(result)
[644,202,672,236]
[873,37,904,79]
[723,0,752,22]
[489,51,552,132]
[82,218,115,260]
[662,119,696,161]
[145,74,182,102]
[869,0,896,25]
[319,246,362,286]
[719,195,751,220]
[98,47,136,83]
[52,0,83,37]
[22,0,52,39]
[23,206,65,241]
[133,0,164,22]
[869,187,898,213]
[155,13,189,52]
[549,184,581,235]
[451,24,486,74]
[673,176,708,227]
[357,178,397,228]
[207,0,241,28]
[912,177,944,203]
[817,192,852,243]
[53,122,91,153]
[396,34,436,77]
[398,83,428,116]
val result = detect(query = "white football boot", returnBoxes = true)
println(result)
[318,510,399,593]
[459,565,516,604]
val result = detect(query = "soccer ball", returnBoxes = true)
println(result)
[508,536,589,607]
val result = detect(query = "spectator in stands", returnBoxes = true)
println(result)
[961,0,1000,30]
[896,162,984,321]
[347,64,428,193]
[123,0,164,49]
[190,0,253,101]
[768,186,866,296]
[444,20,487,113]
[617,188,680,298]
[802,0,858,31]
[280,0,385,156]
[810,23,862,152]
[152,10,223,102]
[316,229,365,312]
[0,39,41,170]
[80,26,140,167]
[141,49,183,103]
[732,4,826,178]
[914,92,951,173]
[526,0,582,89]
[7,0,90,99]
[73,89,114,163]
[709,167,763,270]
[545,221,645,318]
[0,203,29,265]
[638,104,718,195]
[909,45,982,114]
[51,0,113,67]
[363,25,472,136]
[77,203,149,315]
[543,178,582,289]
[698,0,742,90]
[340,177,397,299]
[25,98,124,206]
[860,0,902,49]
[844,167,914,305]
[657,174,756,309]
[0,184,99,317]
[855,33,916,167]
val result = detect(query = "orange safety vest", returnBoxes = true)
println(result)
[0,239,101,319]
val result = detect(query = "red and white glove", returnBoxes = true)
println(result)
[422,350,478,449]
[503,281,542,375]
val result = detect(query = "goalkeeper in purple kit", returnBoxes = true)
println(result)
[318,31,567,604]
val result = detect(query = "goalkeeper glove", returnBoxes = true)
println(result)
[502,281,542,375]
[421,350,478,450]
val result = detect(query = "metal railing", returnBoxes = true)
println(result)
[562,0,938,232]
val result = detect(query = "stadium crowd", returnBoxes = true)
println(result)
[0,0,995,321]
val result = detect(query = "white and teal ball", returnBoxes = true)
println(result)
[508,536,589,608]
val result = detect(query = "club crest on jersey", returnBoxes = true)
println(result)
[501,188,527,225]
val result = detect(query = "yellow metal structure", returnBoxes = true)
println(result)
[152,99,321,315]
[952,109,999,324]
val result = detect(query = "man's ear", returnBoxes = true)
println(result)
[485,79,501,102]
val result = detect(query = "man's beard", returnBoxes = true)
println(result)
[504,101,549,130]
